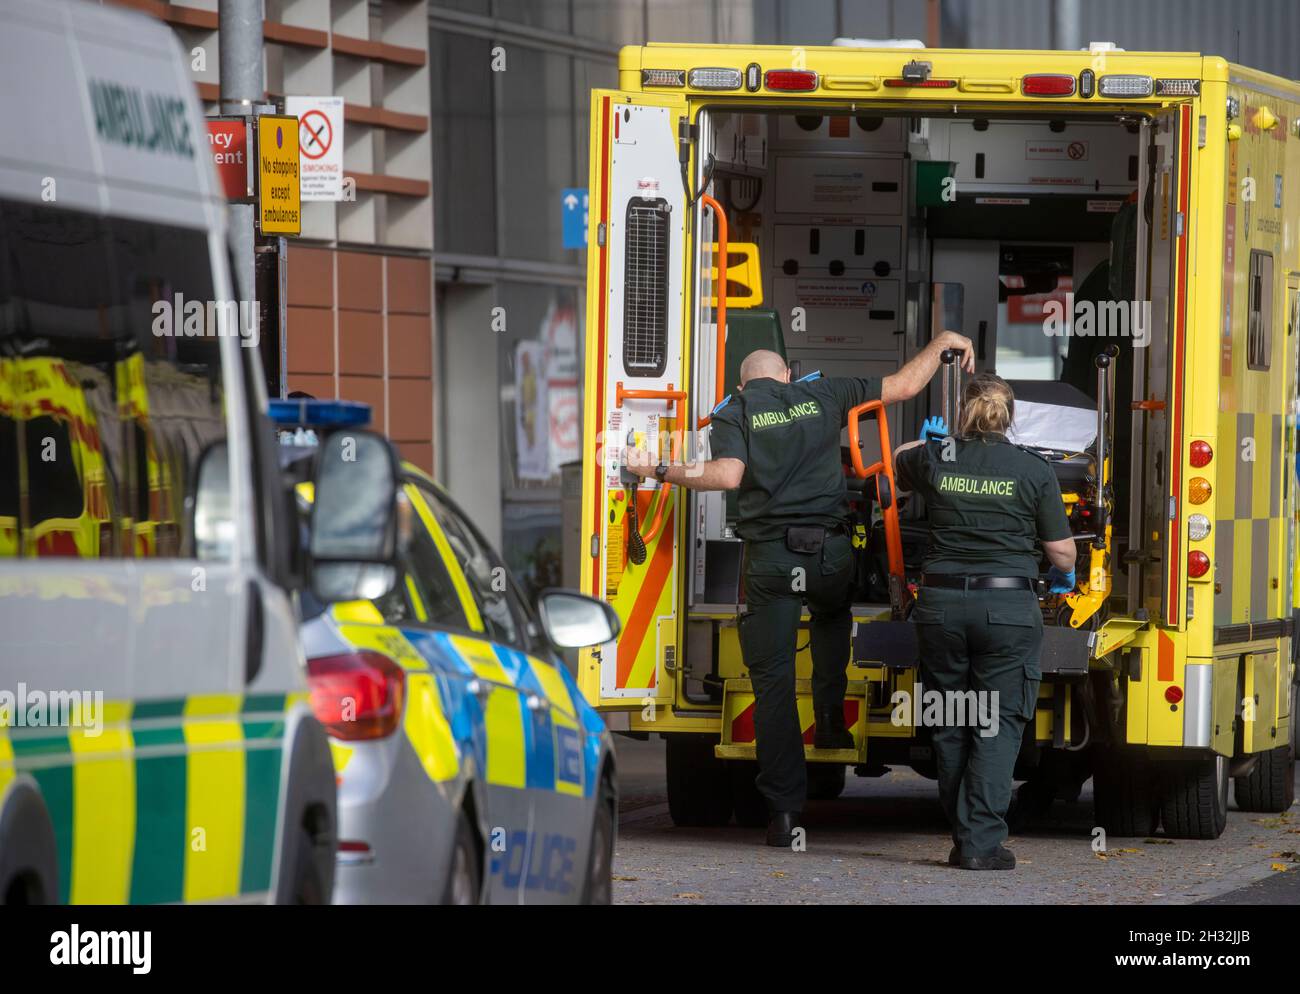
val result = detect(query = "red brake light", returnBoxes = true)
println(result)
[1189,440,1213,468]
[883,78,957,88]
[1021,74,1076,97]
[307,650,405,741]
[764,69,818,91]
[1187,551,1211,579]
[1164,685,1184,704]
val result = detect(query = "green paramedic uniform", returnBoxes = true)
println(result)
[709,374,880,813]
[895,431,1072,859]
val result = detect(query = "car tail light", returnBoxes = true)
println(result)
[1021,74,1076,97]
[765,69,818,91]
[1189,440,1213,467]
[1188,477,1213,504]
[1098,74,1154,98]
[307,650,405,740]
[1187,550,1210,578]
[1165,685,1184,704]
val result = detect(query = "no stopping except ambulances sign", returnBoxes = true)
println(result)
[257,114,301,235]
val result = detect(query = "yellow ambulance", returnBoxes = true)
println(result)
[577,40,1297,839]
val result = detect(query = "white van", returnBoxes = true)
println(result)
[0,0,393,904]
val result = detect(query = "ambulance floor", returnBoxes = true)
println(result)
[610,735,1300,905]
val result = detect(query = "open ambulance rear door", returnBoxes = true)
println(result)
[579,90,692,709]
[1131,104,1194,628]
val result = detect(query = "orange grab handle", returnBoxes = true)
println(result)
[697,194,728,430]
[616,382,687,553]
[847,399,906,600]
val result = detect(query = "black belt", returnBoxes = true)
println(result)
[921,574,1035,591]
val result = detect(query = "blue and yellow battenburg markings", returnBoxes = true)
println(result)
[350,620,598,799]
[0,693,299,904]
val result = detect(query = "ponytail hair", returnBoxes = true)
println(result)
[958,373,1015,437]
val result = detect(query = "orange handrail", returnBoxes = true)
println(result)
[847,399,909,619]
[615,382,687,551]
[697,193,728,429]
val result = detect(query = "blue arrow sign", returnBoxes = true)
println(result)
[562,187,588,249]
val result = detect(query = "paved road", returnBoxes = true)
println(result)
[611,735,1300,904]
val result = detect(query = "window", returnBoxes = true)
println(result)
[1247,249,1273,371]
[421,484,522,647]
[0,200,225,559]
[372,483,473,631]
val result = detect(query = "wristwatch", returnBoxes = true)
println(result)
[653,462,670,482]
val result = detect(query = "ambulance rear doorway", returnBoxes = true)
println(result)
[682,106,1150,697]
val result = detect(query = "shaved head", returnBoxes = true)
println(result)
[739,349,789,387]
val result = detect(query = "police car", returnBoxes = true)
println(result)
[276,401,621,905]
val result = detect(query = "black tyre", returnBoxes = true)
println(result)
[806,763,847,801]
[0,782,58,905]
[665,734,733,827]
[1234,744,1296,813]
[1159,754,1229,840]
[728,760,769,828]
[441,810,481,905]
[288,823,326,905]
[1091,747,1160,837]
[580,776,616,905]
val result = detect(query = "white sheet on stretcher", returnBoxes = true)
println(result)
[1006,399,1096,453]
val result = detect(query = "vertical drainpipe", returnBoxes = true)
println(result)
[1053,0,1081,51]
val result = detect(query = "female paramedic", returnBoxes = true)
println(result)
[894,374,1076,870]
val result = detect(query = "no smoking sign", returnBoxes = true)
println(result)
[285,96,345,201]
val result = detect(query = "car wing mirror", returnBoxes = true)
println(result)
[535,589,621,650]
[308,429,403,604]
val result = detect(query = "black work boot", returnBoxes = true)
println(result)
[960,846,1016,870]
[813,705,854,750]
[947,846,961,867]
[766,811,802,848]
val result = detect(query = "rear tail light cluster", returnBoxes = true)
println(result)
[1188,477,1213,505]
[307,650,405,741]
[1187,550,1211,579]
[1189,440,1213,467]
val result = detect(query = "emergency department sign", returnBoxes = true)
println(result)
[256,114,301,235]
[285,95,344,201]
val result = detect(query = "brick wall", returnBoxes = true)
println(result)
[286,245,435,472]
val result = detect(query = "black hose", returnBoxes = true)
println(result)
[626,484,647,566]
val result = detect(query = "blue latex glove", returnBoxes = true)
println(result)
[1046,566,1076,594]
[919,416,949,442]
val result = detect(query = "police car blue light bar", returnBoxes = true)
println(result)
[269,398,372,429]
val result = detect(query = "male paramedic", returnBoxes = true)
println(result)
[624,330,975,847]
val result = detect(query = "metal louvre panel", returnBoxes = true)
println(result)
[623,197,670,377]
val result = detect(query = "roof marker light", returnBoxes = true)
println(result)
[746,63,761,91]
[884,77,956,88]
[765,69,818,91]
[1098,74,1154,98]
[1156,78,1201,97]
[642,68,685,88]
[1021,74,1076,97]
[689,67,742,90]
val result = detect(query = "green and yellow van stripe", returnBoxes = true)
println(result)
[0,692,300,904]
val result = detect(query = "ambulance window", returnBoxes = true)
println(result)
[1247,250,1273,371]
[422,486,523,647]
[994,245,1072,380]
[0,198,225,559]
